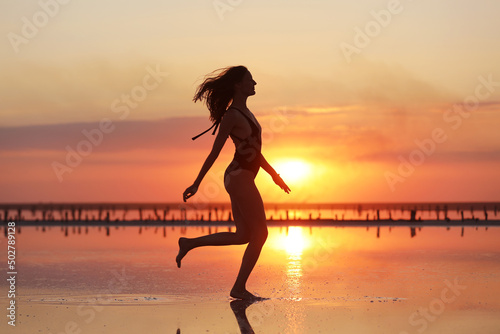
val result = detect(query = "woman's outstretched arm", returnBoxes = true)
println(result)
[183,113,236,202]
[260,154,291,194]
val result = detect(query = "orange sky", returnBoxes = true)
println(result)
[1,0,499,203]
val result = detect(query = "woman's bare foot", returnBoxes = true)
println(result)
[176,237,190,268]
[230,288,266,301]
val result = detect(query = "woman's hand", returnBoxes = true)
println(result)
[272,174,291,194]
[183,184,198,202]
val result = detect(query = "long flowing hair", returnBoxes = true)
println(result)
[193,66,248,123]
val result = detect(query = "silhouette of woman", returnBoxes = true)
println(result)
[177,66,290,300]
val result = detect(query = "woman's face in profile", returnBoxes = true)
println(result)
[236,71,257,97]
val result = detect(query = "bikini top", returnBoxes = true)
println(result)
[192,107,261,146]
[228,107,261,147]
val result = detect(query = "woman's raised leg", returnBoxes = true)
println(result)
[176,174,251,268]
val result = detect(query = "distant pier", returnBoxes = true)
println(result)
[1,202,498,226]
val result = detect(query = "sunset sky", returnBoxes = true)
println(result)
[1,0,499,203]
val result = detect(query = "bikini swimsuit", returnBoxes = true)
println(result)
[192,107,262,178]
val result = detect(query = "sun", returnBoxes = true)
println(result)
[273,159,312,185]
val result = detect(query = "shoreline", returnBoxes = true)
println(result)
[3,202,497,224]
[5,219,500,227]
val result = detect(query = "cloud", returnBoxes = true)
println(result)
[343,58,455,107]
[0,117,213,152]
[355,148,500,164]
[0,59,190,126]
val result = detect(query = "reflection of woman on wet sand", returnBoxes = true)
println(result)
[177,66,290,300]
[177,300,255,334]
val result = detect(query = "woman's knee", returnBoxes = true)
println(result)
[250,225,268,245]
[234,230,251,244]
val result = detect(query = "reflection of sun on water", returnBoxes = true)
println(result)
[282,226,310,256]
[280,226,308,332]
[279,227,310,301]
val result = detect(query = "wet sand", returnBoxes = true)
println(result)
[1,225,499,333]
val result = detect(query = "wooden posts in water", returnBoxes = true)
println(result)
[154,208,161,221]
[410,210,417,222]
[1,202,500,224]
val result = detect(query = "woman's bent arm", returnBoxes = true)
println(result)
[260,154,291,194]
[260,154,278,178]
[192,140,222,185]
[183,113,236,201]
